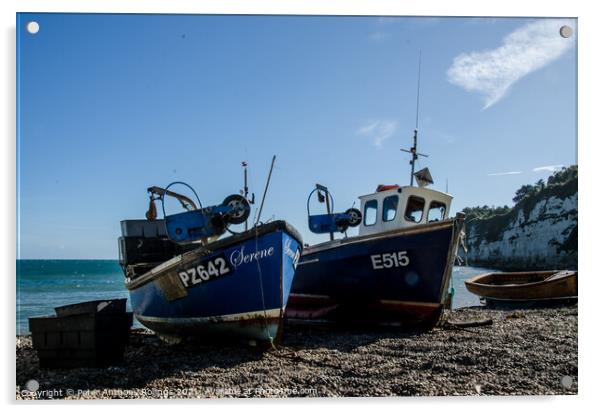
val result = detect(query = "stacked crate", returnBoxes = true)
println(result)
[29,299,133,368]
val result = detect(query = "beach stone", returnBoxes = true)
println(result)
[16,306,577,399]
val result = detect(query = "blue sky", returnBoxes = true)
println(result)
[17,14,577,258]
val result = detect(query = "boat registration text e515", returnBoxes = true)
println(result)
[371,251,410,270]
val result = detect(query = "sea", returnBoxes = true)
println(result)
[16,260,495,335]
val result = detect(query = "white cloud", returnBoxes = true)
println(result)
[533,164,564,172]
[487,171,522,176]
[357,120,398,147]
[447,19,575,109]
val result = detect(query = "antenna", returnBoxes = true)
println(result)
[415,49,422,130]
[401,50,428,186]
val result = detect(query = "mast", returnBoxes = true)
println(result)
[242,161,249,230]
[255,155,276,226]
[241,161,255,230]
[401,50,428,186]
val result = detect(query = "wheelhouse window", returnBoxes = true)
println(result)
[382,195,398,222]
[404,196,425,223]
[428,201,447,222]
[364,200,378,226]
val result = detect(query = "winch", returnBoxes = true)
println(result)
[147,182,251,244]
[307,184,362,236]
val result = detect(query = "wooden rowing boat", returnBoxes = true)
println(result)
[464,270,577,302]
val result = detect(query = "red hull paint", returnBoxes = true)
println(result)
[286,293,442,326]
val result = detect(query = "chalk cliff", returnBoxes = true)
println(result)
[463,172,577,270]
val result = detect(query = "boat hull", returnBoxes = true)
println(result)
[126,221,302,343]
[464,270,577,303]
[286,217,464,326]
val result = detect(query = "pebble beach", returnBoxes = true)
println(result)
[16,305,578,399]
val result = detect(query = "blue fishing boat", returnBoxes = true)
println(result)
[118,164,303,344]
[286,131,465,328]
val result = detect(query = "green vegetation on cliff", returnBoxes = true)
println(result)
[463,165,578,245]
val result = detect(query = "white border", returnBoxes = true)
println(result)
[4,0,600,410]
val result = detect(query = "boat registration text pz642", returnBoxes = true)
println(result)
[371,251,410,270]
[178,254,232,288]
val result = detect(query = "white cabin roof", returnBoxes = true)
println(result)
[357,185,453,236]
[358,185,452,202]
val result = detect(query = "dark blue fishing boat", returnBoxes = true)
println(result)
[118,166,302,345]
[286,132,465,328]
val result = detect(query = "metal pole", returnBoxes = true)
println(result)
[410,130,417,186]
[413,51,421,186]
[243,162,249,231]
[255,155,276,226]
[415,50,422,131]
[401,51,427,188]
[325,190,334,241]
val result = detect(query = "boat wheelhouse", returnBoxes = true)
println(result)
[358,184,452,236]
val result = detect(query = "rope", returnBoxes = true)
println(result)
[460,228,468,266]
[449,239,456,306]
[253,225,276,350]
[447,218,464,311]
